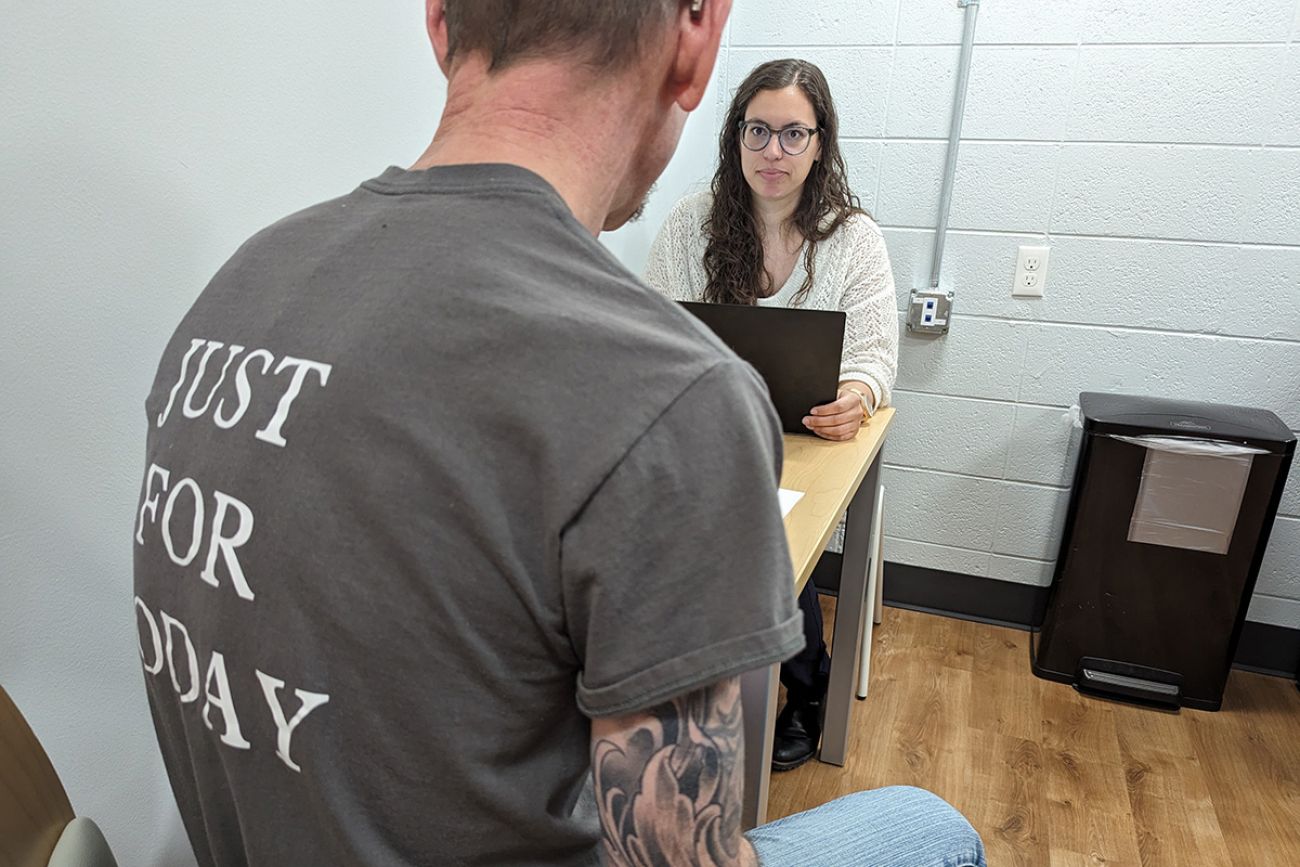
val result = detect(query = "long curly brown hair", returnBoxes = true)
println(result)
[702,59,865,306]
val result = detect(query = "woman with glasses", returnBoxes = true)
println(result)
[645,58,899,772]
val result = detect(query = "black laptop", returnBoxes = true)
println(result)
[679,301,845,434]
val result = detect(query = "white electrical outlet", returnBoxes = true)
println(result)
[1013,245,1050,297]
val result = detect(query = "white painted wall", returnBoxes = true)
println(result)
[1,3,443,863]
[712,0,1300,627]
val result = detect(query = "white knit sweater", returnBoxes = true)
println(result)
[644,190,899,410]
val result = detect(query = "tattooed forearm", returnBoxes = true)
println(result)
[590,677,759,867]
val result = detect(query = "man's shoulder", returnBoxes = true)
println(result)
[567,273,736,378]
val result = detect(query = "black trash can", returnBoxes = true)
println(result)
[1031,392,1296,711]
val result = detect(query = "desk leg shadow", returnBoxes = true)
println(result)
[820,453,883,766]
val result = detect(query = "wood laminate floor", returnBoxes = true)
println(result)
[768,604,1300,866]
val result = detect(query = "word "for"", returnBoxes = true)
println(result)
[136,463,255,601]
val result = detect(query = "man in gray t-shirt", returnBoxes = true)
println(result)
[133,2,803,864]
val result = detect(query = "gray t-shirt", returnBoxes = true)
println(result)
[133,164,803,867]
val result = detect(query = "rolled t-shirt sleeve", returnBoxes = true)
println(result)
[560,359,805,718]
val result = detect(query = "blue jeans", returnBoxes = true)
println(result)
[747,786,986,867]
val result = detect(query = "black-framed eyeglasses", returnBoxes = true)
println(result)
[738,120,820,156]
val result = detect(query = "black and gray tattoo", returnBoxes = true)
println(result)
[591,677,755,867]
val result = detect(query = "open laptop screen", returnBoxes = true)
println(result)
[679,301,845,434]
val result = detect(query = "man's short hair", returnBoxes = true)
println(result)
[444,0,679,72]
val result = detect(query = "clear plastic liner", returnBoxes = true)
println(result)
[1107,435,1266,555]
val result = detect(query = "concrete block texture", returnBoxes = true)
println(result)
[933,234,1300,342]
[895,314,1032,402]
[1265,46,1300,145]
[1280,456,1300,519]
[1069,46,1285,145]
[1018,324,1300,429]
[896,0,1088,45]
[992,482,1071,561]
[1051,144,1254,242]
[878,142,1057,232]
[885,535,991,577]
[728,0,899,47]
[1256,517,1300,600]
[1081,0,1296,44]
[886,391,1015,478]
[886,46,1076,140]
[842,139,882,213]
[1004,404,1083,488]
[883,465,1004,551]
[1246,593,1300,629]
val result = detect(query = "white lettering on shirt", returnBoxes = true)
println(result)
[183,343,245,420]
[161,477,205,566]
[136,601,331,774]
[253,356,333,447]
[214,349,275,429]
[155,338,331,448]
[135,463,170,545]
[135,596,164,675]
[200,491,256,601]
[255,671,331,773]
[135,465,257,601]
[139,333,337,776]
[202,650,252,750]
[156,339,206,428]
[162,610,201,703]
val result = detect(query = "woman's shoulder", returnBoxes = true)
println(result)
[652,189,713,257]
[664,188,714,228]
[829,208,886,249]
[814,210,891,290]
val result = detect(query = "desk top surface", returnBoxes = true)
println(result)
[781,407,894,592]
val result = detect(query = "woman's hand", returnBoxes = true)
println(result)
[803,389,865,441]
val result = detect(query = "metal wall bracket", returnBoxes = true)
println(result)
[906,289,954,335]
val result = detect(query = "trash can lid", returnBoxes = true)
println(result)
[1079,392,1296,453]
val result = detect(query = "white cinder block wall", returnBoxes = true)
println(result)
[716,0,1300,627]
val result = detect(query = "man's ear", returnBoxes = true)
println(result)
[427,0,452,77]
[667,0,732,112]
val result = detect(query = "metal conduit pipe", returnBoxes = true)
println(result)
[929,0,981,289]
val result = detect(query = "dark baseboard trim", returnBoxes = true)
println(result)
[1232,620,1300,679]
[881,562,1050,631]
[814,555,1299,680]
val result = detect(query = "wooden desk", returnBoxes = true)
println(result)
[740,408,894,830]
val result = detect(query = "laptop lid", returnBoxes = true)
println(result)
[679,301,845,434]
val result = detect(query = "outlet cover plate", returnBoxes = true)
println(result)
[907,289,953,334]
[1013,245,1050,297]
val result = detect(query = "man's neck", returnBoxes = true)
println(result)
[412,60,640,235]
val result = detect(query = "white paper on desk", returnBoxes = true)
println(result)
[778,488,803,518]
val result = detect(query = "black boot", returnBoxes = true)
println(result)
[771,694,822,772]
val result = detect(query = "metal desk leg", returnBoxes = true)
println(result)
[819,451,883,766]
[739,662,779,830]
[874,494,886,626]
[857,484,886,700]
